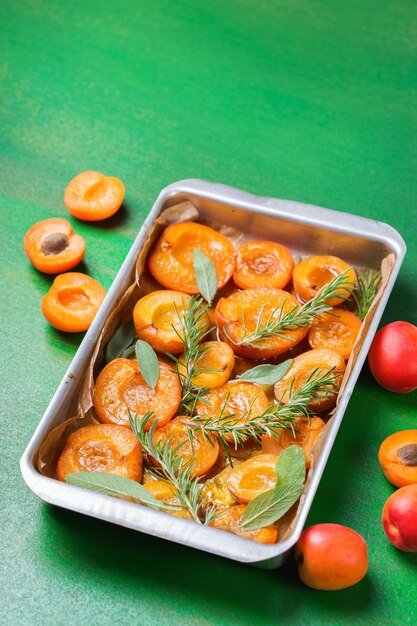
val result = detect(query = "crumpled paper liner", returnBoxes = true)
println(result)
[37,200,395,545]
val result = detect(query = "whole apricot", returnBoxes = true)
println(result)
[294,523,368,590]
[382,485,417,552]
[368,321,417,393]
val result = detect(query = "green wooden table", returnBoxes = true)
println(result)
[1,1,416,624]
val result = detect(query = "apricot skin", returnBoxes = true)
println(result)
[368,321,417,393]
[294,524,368,590]
[382,485,417,552]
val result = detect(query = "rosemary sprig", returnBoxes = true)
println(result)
[224,269,354,348]
[348,269,382,321]
[182,367,339,450]
[129,411,217,525]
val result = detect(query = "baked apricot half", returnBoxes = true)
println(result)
[262,416,325,470]
[93,358,181,429]
[226,454,278,503]
[308,308,361,360]
[148,222,235,294]
[64,171,125,221]
[152,417,219,477]
[210,505,278,543]
[177,341,235,388]
[195,381,269,443]
[41,272,106,332]
[274,349,346,412]
[24,217,85,274]
[378,430,417,488]
[133,290,209,354]
[293,255,356,305]
[57,424,142,482]
[233,240,294,290]
[216,288,308,359]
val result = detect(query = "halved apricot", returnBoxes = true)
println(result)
[292,255,356,305]
[177,341,235,388]
[195,381,269,443]
[378,430,417,488]
[24,217,86,274]
[143,479,193,519]
[133,290,209,354]
[64,171,124,221]
[152,417,219,477]
[41,272,106,332]
[93,358,181,429]
[308,308,361,360]
[148,222,235,294]
[273,349,346,412]
[57,423,142,482]
[210,504,278,543]
[262,416,325,470]
[233,240,294,290]
[226,454,278,503]
[216,288,309,359]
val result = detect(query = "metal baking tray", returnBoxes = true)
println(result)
[20,179,406,569]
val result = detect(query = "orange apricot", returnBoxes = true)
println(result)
[133,290,209,354]
[195,381,269,443]
[64,171,124,221]
[210,504,278,543]
[226,454,278,503]
[177,341,235,388]
[378,430,417,488]
[24,217,86,274]
[216,288,308,359]
[152,417,219,477]
[293,255,356,305]
[57,423,142,482]
[148,222,235,294]
[93,359,181,429]
[143,480,193,519]
[41,272,106,332]
[262,417,325,470]
[233,240,294,290]
[308,308,361,360]
[274,349,346,412]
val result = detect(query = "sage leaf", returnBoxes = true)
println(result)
[135,340,159,389]
[239,359,293,385]
[66,472,176,511]
[121,344,136,359]
[193,249,217,305]
[241,446,306,530]
[105,321,136,363]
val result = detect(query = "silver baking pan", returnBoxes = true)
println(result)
[20,179,406,569]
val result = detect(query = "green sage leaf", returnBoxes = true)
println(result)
[135,340,159,389]
[105,321,136,363]
[239,359,293,385]
[66,472,177,511]
[193,249,217,305]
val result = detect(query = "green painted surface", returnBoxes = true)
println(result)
[1,1,417,623]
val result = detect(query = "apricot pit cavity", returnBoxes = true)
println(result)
[41,232,70,256]
[397,443,417,466]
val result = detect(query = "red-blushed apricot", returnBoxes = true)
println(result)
[233,240,294,290]
[57,424,142,482]
[152,417,219,477]
[133,290,210,354]
[195,381,269,443]
[210,505,278,543]
[148,222,235,294]
[64,171,124,221]
[368,321,417,393]
[216,288,308,359]
[382,485,417,552]
[24,217,85,274]
[293,256,356,305]
[226,454,278,503]
[294,524,368,590]
[379,431,417,488]
[177,341,235,389]
[274,349,346,413]
[93,359,181,430]
[41,272,106,332]
[308,308,361,361]
[262,416,325,470]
